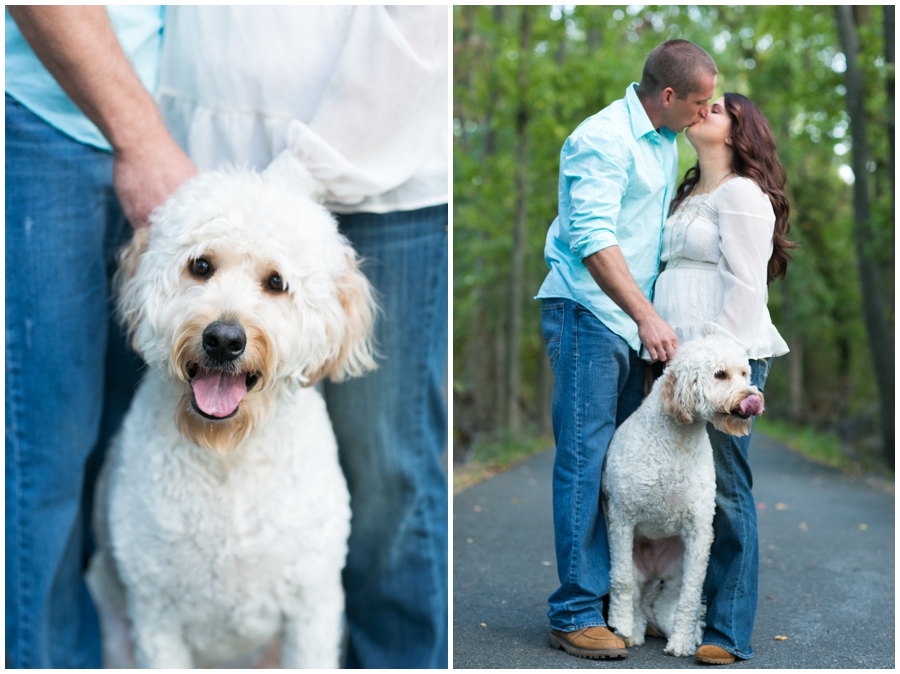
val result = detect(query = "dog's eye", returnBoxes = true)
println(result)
[190,258,213,278]
[267,273,286,293]
[714,370,727,380]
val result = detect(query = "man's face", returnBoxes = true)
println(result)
[661,73,717,132]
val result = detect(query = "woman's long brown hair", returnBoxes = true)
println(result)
[669,92,797,283]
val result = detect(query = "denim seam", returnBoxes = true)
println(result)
[555,620,607,633]
[406,210,446,664]
[7,321,32,666]
[566,303,583,625]
[422,215,447,662]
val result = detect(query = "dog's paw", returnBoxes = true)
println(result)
[664,635,697,657]
[607,613,633,641]
[624,632,645,648]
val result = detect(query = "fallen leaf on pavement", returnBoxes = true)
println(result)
[775,503,788,510]
[799,522,808,531]
[858,523,868,530]
[774,635,788,641]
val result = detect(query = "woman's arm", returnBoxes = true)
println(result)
[707,178,775,349]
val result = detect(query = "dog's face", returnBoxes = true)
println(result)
[118,169,377,453]
[659,336,764,436]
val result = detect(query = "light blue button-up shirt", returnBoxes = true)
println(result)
[536,83,679,352]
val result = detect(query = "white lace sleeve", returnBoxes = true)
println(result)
[703,178,776,351]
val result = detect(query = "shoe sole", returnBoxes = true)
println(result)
[696,654,736,665]
[549,633,628,660]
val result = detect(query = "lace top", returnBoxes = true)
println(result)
[649,176,789,360]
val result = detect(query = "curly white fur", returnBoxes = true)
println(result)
[86,161,377,668]
[602,335,764,657]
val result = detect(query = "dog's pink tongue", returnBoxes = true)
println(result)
[739,394,764,417]
[191,370,248,418]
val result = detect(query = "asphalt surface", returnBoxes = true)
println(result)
[453,433,895,669]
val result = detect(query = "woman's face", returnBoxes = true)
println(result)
[685,96,732,150]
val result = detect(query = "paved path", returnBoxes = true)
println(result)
[453,434,894,668]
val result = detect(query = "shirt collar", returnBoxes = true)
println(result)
[625,83,677,143]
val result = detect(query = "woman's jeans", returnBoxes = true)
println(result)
[325,206,449,668]
[703,356,771,660]
[5,95,143,668]
[540,298,645,631]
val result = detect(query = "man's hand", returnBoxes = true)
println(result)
[583,246,678,362]
[636,312,678,363]
[113,130,197,227]
[9,6,197,227]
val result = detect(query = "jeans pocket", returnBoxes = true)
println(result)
[541,301,565,370]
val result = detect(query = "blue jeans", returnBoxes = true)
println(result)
[541,298,645,632]
[5,95,143,668]
[324,206,448,668]
[703,357,771,660]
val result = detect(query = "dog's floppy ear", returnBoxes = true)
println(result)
[114,225,151,352]
[659,366,695,424]
[304,247,379,386]
[330,251,379,380]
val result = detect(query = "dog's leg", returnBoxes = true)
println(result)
[85,550,136,668]
[129,600,193,668]
[606,515,636,644]
[281,572,345,669]
[664,521,713,657]
[629,569,647,647]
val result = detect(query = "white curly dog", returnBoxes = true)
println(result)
[85,154,377,668]
[602,335,764,657]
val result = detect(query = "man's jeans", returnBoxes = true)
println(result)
[703,357,771,660]
[540,298,645,631]
[5,95,143,668]
[325,206,448,668]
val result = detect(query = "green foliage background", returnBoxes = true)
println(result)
[453,5,894,458]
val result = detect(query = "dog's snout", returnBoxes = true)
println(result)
[202,321,246,363]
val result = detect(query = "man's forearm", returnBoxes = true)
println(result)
[583,246,678,361]
[9,6,197,226]
[9,6,166,152]
[583,246,656,325]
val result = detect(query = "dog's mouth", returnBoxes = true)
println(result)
[729,393,764,420]
[187,362,260,420]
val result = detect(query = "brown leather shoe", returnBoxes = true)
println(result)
[549,626,628,659]
[696,644,737,665]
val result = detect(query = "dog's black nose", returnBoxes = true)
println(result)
[202,321,246,363]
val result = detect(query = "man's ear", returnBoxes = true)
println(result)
[661,86,676,107]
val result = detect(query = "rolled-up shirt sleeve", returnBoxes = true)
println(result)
[563,131,629,260]
[704,178,775,350]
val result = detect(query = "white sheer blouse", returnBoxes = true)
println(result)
[650,176,789,360]
[155,6,448,214]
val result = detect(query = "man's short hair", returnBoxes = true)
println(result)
[639,40,717,99]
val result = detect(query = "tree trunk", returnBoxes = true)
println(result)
[494,309,507,434]
[885,6,895,205]
[834,6,895,469]
[507,7,531,439]
[780,273,804,421]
